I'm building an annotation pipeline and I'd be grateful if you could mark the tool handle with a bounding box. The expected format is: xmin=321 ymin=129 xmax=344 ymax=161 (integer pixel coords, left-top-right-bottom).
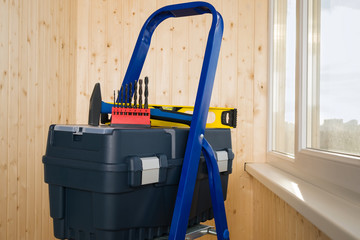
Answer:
xmin=150 ymin=108 xmax=192 ymax=126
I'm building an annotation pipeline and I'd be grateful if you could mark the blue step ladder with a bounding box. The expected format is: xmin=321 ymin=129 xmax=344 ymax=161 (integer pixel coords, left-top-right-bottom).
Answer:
xmin=119 ymin=2 xmax=229 ymax=239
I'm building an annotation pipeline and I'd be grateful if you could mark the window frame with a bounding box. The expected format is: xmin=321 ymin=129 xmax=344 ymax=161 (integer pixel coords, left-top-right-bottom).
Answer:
xmin=268 ymin=0 xmax=297 ymax=157
xmin=267 ymin=0 xmax=360 ymax=203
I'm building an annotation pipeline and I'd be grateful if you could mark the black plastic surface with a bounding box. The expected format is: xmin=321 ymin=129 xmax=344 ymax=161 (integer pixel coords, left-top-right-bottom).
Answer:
xmin=43 ymin=125 xmax=233 ymax=240
xmin=88 ymin=83 xmax=102 ymax=126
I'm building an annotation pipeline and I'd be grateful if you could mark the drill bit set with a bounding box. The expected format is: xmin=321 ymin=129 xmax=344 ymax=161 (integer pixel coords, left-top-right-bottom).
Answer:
xmin=111 ymin=76 xmax=150 ymax=127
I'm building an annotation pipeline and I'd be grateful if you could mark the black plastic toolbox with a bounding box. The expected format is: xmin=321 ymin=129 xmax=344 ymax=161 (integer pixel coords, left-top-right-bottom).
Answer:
xmin=43 ymin=125 xmax=233 ymax=240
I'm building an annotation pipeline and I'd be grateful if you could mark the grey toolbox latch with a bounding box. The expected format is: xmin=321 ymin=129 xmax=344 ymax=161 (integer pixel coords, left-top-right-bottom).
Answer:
xmin=128 ymin=154 xmax=168 ymax=187
xmin=140 ymin=157 xmax=160 ymax=185
xmin=215 ymin=149 xmax=234 ymax=173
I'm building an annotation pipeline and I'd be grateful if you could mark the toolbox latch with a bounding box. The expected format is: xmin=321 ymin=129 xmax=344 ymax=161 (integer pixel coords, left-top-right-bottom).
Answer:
xmin=140 ymin=156 xmax=160 ymax=185
xmin=215 ymin=149 xmax=234 ymax=173
xmin=128 ymin=154 xmax=168 ymax=187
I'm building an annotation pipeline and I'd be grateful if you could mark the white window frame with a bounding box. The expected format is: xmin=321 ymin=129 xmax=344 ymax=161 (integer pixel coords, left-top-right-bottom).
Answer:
xmin=267 ymin=0 xmax=360 ymax=204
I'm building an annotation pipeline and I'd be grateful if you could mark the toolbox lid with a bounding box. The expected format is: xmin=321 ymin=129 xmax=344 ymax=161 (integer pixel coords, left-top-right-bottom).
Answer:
xmin=54 ymin=125 xmax=115 ymax=134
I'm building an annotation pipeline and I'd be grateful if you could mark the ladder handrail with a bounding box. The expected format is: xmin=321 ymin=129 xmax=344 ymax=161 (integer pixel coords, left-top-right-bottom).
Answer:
xmin=121 ymin=2 xmax=228 ymax=239
xmin=121 ymin=1 xmax=222 ymax=89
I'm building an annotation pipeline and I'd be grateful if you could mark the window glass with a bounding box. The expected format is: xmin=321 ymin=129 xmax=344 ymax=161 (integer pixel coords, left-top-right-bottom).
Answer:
xmin=307 ymin=0 xmax=360 ymax=156
xmin=272 ymin=0 xmax=296 ymax=155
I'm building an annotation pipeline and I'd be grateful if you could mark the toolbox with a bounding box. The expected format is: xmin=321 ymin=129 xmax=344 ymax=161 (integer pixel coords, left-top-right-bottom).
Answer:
xmin=44 ymin=2 xmax=234 ymax=240
xmin=43 ymin=125 xmax=233 ymax=240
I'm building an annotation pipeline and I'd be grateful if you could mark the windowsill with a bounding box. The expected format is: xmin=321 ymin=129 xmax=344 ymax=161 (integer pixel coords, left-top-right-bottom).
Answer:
xmin=245 ymin=162 xmax=360 ymax=240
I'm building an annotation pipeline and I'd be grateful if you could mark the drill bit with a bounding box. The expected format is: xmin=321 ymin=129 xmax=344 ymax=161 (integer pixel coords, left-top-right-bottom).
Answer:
xmin=125 ymin=84 xmax=128 ymax=110
xmin=120 ymin=86 xmax=124 ymax=108
xmin=129 ymin=82 xmax=133 ymax=115
xmin=118 ymin=90 xmax=121 ymax=115
xmin=113 ymin=90 xmax=116 ymax=108
xmin=134 ymin=80 xmax=138 ymax=109
xmin=129 ymin=82 xmax=133 ymax=108
xmin=139 ymin=79 xmax=143 ymax=110
xmin=144 ymin=76 xmax=149 ymax=110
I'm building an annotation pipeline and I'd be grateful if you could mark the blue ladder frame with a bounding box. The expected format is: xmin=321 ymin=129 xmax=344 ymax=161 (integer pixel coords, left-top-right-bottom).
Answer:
xmin=119 ymin=2 xmax=229 ymax=239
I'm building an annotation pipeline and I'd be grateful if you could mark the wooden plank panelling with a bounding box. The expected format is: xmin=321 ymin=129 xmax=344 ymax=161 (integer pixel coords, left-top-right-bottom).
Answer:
xmin=75 ymin=0 xmax=90 ymax=123
xmin=18 ymin=1 xmax=29 ymax=239
xmin=38 ymin=0 xmax=48 ymax=238
xmin=171 ymin=0 xmax=188 ymax=106
xmin=105 ymin=0 xmax=122 ymax=101
xmin=187 ymin=8 xmax=208 ymax=106
xmin=154 ymin=0 xmax=173 ymax=104
xmin=0 ymin=0 xmax=9 ymax=239
xmin=26 ymin=0 xmax=37 ymax=238
xmin=7 ymin=0 xmax=20 ymax=239
xmin=0 ymin=1 xmax=336 ymax=239
xmin=0 ymin=0 xmax=77 ymax=239
xmin=254 ymin=0 xmax=268 ymax=162
xmin=253 ymin=177 xmax=331 ymax=240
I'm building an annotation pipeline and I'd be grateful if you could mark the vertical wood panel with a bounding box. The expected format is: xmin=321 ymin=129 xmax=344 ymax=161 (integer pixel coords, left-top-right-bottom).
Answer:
xmin=39 ymin=0 xmax=48 ymax=238
xmin=69 ymin=0 xmax=77 ymax=126
xmin=233 ymin=0 xmax=256 ymax=239
xmin=254 ymin=0 xmax=268 ymax=162
xmin=26 ymin=0 xmax=37 ymax=238
xmin=17 ymin=0 xmax=28 ymax=239
xmin=0 ymin=0 xmax=74 ymax=239
xmin=62 ymin=0 xmax=71 ymax=125
xmin=171 ymin=2 xmax=188 ymax=106
xmin=0 ymin=0 xmax=9 ymax=239
xmin=253 ymin=177 xmax=331 ymax=240
xmin=89 ymin=0 xmax=107 ymax=99
xmin=188 ymin=10 xmax=207 ymax=106
xmin=105 ymin=0 xmax=122 ymax=101
xmin=122 ymin=0 xmax=140 ymax=77
xmin=154 ymin=0 xmax=172 ymax=104
xmin=7 ymin=0 xmax=20 ymax=239
xmin=75 ymin=0 xmax=90 ymax=123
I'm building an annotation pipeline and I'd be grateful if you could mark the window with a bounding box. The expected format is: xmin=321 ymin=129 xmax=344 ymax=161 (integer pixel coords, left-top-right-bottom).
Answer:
xmin=269 ymin=0 xmax=360 ymax=200
xmin=271 ymin=0 xmax=296 ymax=156
xmin=307 ymin=0 xmax=360 ymax=156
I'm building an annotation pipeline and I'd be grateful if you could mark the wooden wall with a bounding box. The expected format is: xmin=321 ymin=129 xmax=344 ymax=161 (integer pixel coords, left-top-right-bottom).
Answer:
xmin=0 ymin=0 xmax=77 ymax=239
xmin=252 ymin=178 xmax=331 ymax=240
xmin=0 ymin=0 xmax=330 ymax=239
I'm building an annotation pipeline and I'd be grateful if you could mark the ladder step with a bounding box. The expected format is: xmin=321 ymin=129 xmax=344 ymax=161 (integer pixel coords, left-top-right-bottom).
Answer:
xmin=155 ymin=224 xmax=216 ymax=240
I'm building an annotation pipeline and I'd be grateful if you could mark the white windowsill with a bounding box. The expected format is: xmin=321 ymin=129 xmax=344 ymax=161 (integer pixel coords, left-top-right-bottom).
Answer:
xmin=245 ymin=162 xmax=360 ymax=240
